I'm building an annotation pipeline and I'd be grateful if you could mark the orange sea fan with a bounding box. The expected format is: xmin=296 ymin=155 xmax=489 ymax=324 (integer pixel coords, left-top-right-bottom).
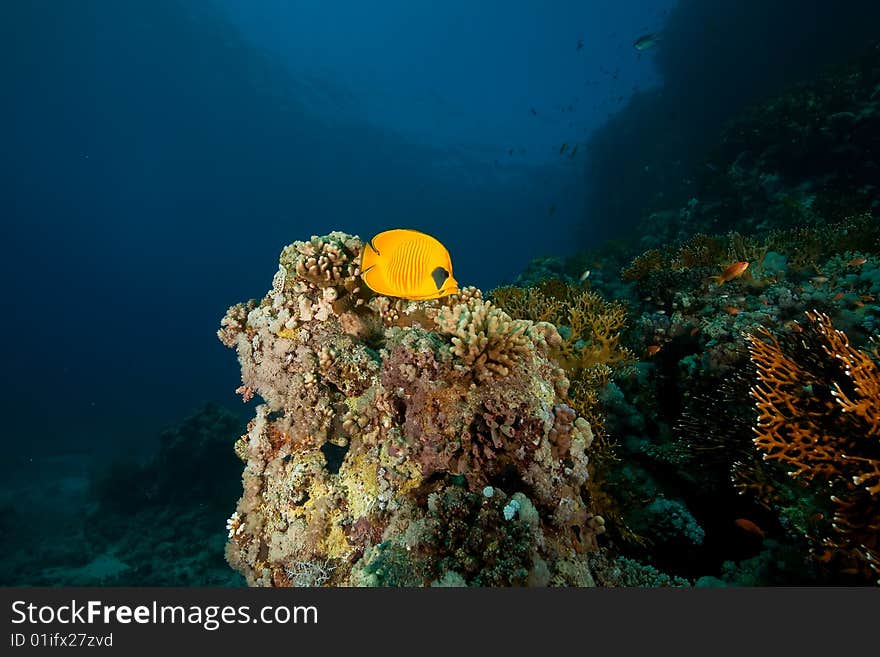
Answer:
xmin=745 ymin=311 xmax=880 ymax=582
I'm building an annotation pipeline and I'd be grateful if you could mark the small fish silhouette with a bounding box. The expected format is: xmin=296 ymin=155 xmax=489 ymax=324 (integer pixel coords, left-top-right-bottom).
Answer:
xmin=633 ymin=33 xmax=659 ymax=51
xmin=735 ymin=518 xmax=765 ymax=539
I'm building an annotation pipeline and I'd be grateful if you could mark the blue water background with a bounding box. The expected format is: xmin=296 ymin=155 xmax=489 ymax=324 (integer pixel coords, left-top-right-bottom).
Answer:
xmin=2 ymin=0 xmax=878 ymax=470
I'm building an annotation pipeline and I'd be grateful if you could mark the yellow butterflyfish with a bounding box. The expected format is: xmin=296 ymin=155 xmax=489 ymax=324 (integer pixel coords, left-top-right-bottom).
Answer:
xmin=360 ymin=229 xmax=459 ymax=300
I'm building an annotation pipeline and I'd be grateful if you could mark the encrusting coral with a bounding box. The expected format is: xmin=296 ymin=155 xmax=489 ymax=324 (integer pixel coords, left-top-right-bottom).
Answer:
xmin=218 ymin=232 xmax=604 ymax=586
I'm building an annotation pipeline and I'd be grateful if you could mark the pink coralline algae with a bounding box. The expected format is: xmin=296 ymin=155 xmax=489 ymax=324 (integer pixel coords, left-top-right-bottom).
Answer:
xmin=218 ymin=231 xmax=604 ymax=586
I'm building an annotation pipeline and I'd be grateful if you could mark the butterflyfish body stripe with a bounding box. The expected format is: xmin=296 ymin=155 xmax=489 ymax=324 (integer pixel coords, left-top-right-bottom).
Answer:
xmin=403 ymin=241 xmax=416 ymax=288
xmin=413 ymin=240 xmax=428 ymax=290
xmin=400 ymin=239 xmax=424 ymax=294
xmin=390 ymin=241 xmax=410 ymax=291
xmin=359 ymin=228 xmax=458 ymax=300
xmin=397 ymin=242 xmax=410 ymax=292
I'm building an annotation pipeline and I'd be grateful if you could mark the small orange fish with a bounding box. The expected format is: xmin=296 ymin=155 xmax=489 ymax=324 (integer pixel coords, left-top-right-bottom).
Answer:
xmin=811 ymin=276 xmax=829 ymax=285
xmin=708 ymin=261 xmax=749 ymax=287
xmin=689 ymin=326 xmax=700 ymax=336
xmin=735 ymin=518 xmax=765 ymax=539
xmin=861 ymin=295 xmax=876 ymax=302
xmin=815 ymin=551 xmax=834 ymax=563
xmin=646 ymin=345 xmax=662 ymax=357
xmin=724 ymin=306 xmax=741 ymax=315
xmin=833 ymin=292 xmax=846 ymax=301
xmin=846 ymin=257 xmax=867 ymax=267
xmin=853 ymin=300 xmax=865 ymax=308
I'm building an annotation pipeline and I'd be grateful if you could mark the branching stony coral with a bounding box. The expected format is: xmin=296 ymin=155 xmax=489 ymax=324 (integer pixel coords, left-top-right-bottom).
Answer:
xmin=490 ymin=281 xmax=632 ymax=377
xmin=488 ymin=285 xmax=564 ymax=323
xmin=218 ymin=232 xmax=604 ymax=587
xmin=562 ymin=288 xmax=631 ymax=375
xmin=490 ymin=280 xmax=632 ymax=455
xmin=433 ymin=299 xmax=534 ymax=382
xmin=746 ymin=310 xmax=880 ymax=583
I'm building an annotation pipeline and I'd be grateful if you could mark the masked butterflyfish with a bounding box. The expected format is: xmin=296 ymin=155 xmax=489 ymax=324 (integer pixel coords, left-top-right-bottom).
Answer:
xmin=360 ymin=229 xmax=459 ymax=300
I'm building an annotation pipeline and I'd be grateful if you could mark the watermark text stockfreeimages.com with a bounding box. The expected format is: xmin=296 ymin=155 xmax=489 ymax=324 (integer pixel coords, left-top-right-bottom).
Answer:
xmin=10 ymin=599 xmax=317 ymax=632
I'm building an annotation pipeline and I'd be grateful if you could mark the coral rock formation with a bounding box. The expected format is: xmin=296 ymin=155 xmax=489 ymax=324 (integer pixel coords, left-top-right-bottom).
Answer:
xmin=218 ymin=232 xmax=603 ymax=586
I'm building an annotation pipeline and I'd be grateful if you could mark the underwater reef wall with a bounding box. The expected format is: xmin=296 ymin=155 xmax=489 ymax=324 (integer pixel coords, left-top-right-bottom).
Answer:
xmin=583 ymin=0 xmax=880 ymax=244
xmin=633 ymin=40 xmax=880 ymax=250
xmin=218 ymin=232 xmax=605 ymax=586
xmin=583 ymin=46 xmax=880 ymax=581
xmin=611 ymin=220 xmax=880 ymax=584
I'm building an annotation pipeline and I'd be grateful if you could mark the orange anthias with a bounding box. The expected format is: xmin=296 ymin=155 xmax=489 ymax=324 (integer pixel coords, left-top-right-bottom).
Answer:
xmin=734 ymin=518 xmax=765 ymax=539
xmin=708 ymin=261 xmax=749 ymax=287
